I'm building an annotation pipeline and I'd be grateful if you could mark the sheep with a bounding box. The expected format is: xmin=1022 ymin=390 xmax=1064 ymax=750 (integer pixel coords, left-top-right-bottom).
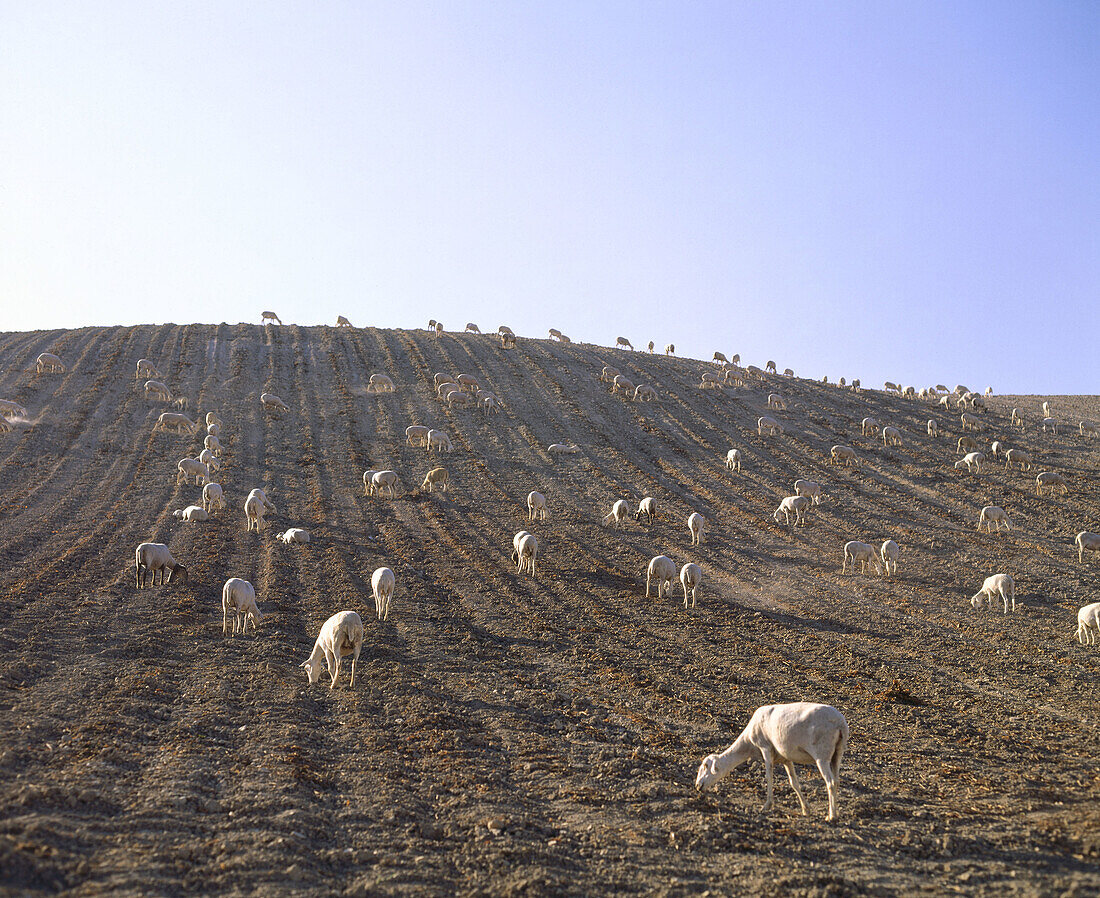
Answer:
xmin=694 ymin=702 xmax=848 ymax=821
xmin=547 ymin=442 xmax=579 ymax=455
xmin=434 ymin=321 xmax=444 ymax=334
xmin=361 ymin=469 xmax=377 ymax=496
xmin=277 ymin=528 xmax=311 ymax=544
xmin=1011 ymin=408 xmax=1024 ymax=429
xmin=1074 ymin=531 xmax=1100 ymax=563
xmin=1076 ymin=602 xmax=1100 ymax=645
xmin=261 ymin=392 xmax=290 ymax=414
xmin=202 ymin=482 xmax=226 ymax=513
xmin=500 ymin=332 xmax=516 ymax=348
xmin=498 ymin=325 xmax=515 ymax=337
xmin=207 ymin=421 xmax=221 ymax=436
xmin=559 ymin=334 xmax=572 ymax=343
xmin=1042 ymin=400 xmax=1052 ymax=417
xmin=367 ymin=373 xmax=395 ymax=393
xmin=420 ymin=466 xmax=448 ymax=493
xmin=144 ymin=380 xmax=172 ymax=402
xmin=688 ymin=512 xmax=706 ymax=545
xmin=445 ymin=389 xmax=473 ymax=409
xmin=600 ymin=366 xmax=621 ymax=383
xmin=954 ymin=384 xmax=969 ymax=395
xmin=882 ymin=425 xmax=902 ymax=447
xmin=173 ymin=397 xmax=189 ymax=411
xmin=634 ymin=384 xmax=658 ymax=402
xmin=860 ymin=417 xmax=878 ymax=436
xmin=773 ymin=495 xmax=810 ymax=527
xmin=1042 ymin=417 xmax=1058 ymax=434
xmin=244 ymin=488 xmax=276 ymax=532
xmin=970 ymin=394 xmax=985 ymax=413
xmin=680 ymin=563 xmax=703 ymax=609
xmin=616 ymin=337 xmax=633 ymax=350
xmin=437 ymin=381 xmax=459 ymax=400
xmin=457 ymin=373 xmax=480 ymax=392
xmin=480 ymin=394 xmax=500 ymax=416
xmin=206 ymin=412 xmax=221 ymax=428
xmin=369 ymin=470 xmax=401 ymax=499
xmin=0 ymin=418 xmax=11 ymax=434
xmin=843 ymin=541 xmax=882 ymax=575
xmin=880 ymin=539 xmax=899 ymax=576
xmin=971 ymin=573 xmax=1016 ymax=613
xmin=903 ymin=386 xmax=916 ymax=399
xmin=935 ymin=384 xmax=948 ymax=393
xmin=850 ymin=379 xmax=861 ymax=392
xmin=35 ymin=352 xmax=65 ymax=374
xmin=830 ymin=445 xmax=859 ymax=467
xmin=511 ymin=532 xmax=538 ymax=576
xmin=603 ymin=499 xmax=630 ymax=529
xmin=406 ymin=424 xmax=430 ymax=447
xmin=957 ymin=435 xmax=980 ymax=454
xmin=466 ymin=323 xmax=481 ymax=333
xmin=261 ymin=311 xmax=282 ymax=325
xmin=713 ymin=351 xmax=728 ymax=365
xmin=172 ymin=505 xmax=209 ymax=523
xmin=977 ymin=505 xmax=1011 ymax=533
xmin=0 ymin=399 xmax=28 ymax=419
xmin=198 ymin=448 xmax=220 ymax=471
xmin=767 ymin=393 xmax=787 ymax=411
xmin=204 ymin=434 xmax=223 ymax=456
xmin=646 ymin=555 xmax=676 ymax=598
xmin=766 ymin=360 xmax=777 ymax=374
xmin=177 ymin=458 xmax=210 ymax=486
xmin=730 ymin=354 xmax=741 ymax=366
xmin=700 ymin=371 xmax=721 ymax=389
xmin=635 ymin=497 xmax=656 ymax=522
xmin=938 ymin=395 xmax=951 ymax=408
xmin=549 ymin=327 xmax=563 ymax=340
xmin=371 ymin=567 xmax=396 ymax=621
xmin=611 ymin=374 xmax=636 ymax=396
xmin=794 ymin=479 xmax=822 ymax=505
xmin=1080 ymin=421 xmax=1098 ymax=438
xmin=926 ymin=419 xmax=938 ymax=437
xmin=427 ymin=429 xmax=454 ymax=453
xmin=135 ymin=542 xmax=188 ymax=587
xmin=722 ymin=367 xmax=744 ymax=386
xmin=665 ymin=344 xmax=675 ymax=355
xmin=955 ymin=451 xmax=984 ymax=473
xmin=725 ymin=449 xmax=742 ymax=472
xmin=222 ymin=578 xmax=263 ymax=636
xmin=1003 ymin=448 xmax=1032 ymax=471
xmin=336 ymin=315 xmax=352 ymax=327
xmin=647 ymin=340 xmax=654 ymax=352
xmin=990 ymin=440 xmax=1003 ymax=458
xmin=301 ymin=611 xmax=363 ymax=689
xmin=527 ymin=490 xmax=548 ymax=520
xmin=1035 ymin=471 xmax=1067 ymax=496
xmin=961 ymin=412 xmax=981 ymax=432
xmin=758 ymin=416 xmax=783 ymax=437
xmin=433 ymin=372 xmax=454 ymax=389
xmin=884 ymin=381 xmax=899 ymax=394
xmin=135 ymin=358 xmax=160 ymax=379
xmin=428 ymin=319 xmax=438 ymax=329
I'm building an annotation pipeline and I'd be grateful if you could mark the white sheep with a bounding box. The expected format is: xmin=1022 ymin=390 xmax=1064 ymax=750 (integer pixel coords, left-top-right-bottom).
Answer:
xmin=700 ymin=371 xmax=721 ymax=389
xmin=511 ymin=531 xmax=538 ymax=576
xmin=135 ymin=358 xmax=160 ymax=378
xmin=961 ymin=412 xmax=981 ymax=432
xmin=990 ymin=441 xmax=1003 ymax=458
xmin=634 ymin=384 xmax=658 ymax=402
xmin=372 ymin=566 xmax=396 ymax=621
xmin=527 ymin=490 xmax=548 ymax=520
xmin=172 ymin=504 xmax=209 ymax=523
xmin=722 ymin=367 xmax=744 ymax=386
xmin=337 ymin=315 xmax=353 ymax=327
xmin=767 ymin=393 xmax=787 ymax=411
xmin=481 ymin=393 xmax=500 ymax=416
xmin=135 ymin=542 xmax=188 ymax=587
xmin=0 ymin=399 xmax=28 ymax=419
xmin=861 ymin=417 xmax=879 ymax=436
xmin=1003 ymin=448 xmax=1032 ymax=471
xmin=427 ymin=429 xmax=454 ymax=453
xmin=172 ymin=397 xmax=189 ymax=411
xmin=611 ymin=374 xmax=636 ymax=396
xmin=977 ymin=505 xmax=1011 ymax=533
xmin=1074 ymin=531 xmax=1100 ymax=564
xmin=202 ymin=482 xmax=226 ymax=513
xmin=548 ymin=327 xmax=563 ymax=340
xmin=1080 ymin=421 xmax=1098 ymax=438
xmin=783 ymin=368 xmax=794 ymax=377
xmin=616 ymin=336 xmax=633 ymax=350
xmin=603 ymin=499 xmax=630 ymax=529
xmin=646 ymin=555 xmax=676 ymax=598
xmin=766 ymin=360 xmax=777 ymax=374
xmin=457 ymin=373 xmax=481 ymax=393
xmin=713 ymin=351 xmax=728 ymax=365
xmin=1042 ymin=400 xmax=1052 ymax=417
xmin=665 ymin=344 xmax=675 ymax=355
xmin=830 ymin=445 xmax=859 ymax=467
xmin=773 ymin=495 xmax=810 ymax=527
xmin=261 ymin=310 xmax=283 ymax=325
xmin=647 ymin=340 xmax=654 ymax=352
xmin=368 ymin=373 xmax=395 ymax=393
xmin=277 ymin=528 xmax=311 ymax=544
xmin=466 ymin=322 xmax=480 ymax=333
xmin=843 ymin=541 xmax=882 ymax=575
xmin=198 ymin=448 xmax=220 ymax=471
xmin=725 ymin=449 xmax=742 ymax=472
xmin=757 ymin=416 xmax=783 ymax=437
xmin=957 ymin=435 xmax=980 ymax=454
xmin=680 ymin=562 xmax=703 ymax=609
xmin=245 ymin=488 xmax=277 ymax=532
xmin=370 ymin=470 xmax=401 ymax=499
xmin=261 ymin=392 xmax=290 ymax=414
xmin=635 ymin=497 xmax=656 ymax=522
xmin=1076 ymin=602 xmax=1100 ymax=645
xmin=1011 ymin=408 xmax=1024 ymax=429
xmin=955 ymin=451 xmax=984 ymax=473
xmin=794 ymin=479 xmax=822 ymax=505
xmin=882 ymin=426 xmax=902 ymax=447
xmin=144 ymin=379 xmax=172 ymax=402
xmin=177 ymin=458 xmax=209 ymax=486
xmin=971 ymin=573 xmax=1015 ymax=613
xmin=204 ymin=434 xmax=223 ymax=456
xmin=880 ymin=539 xmax=899 ymax=576
xmin=498 ymin=325 xmax=515 ymax=337
xmin=301 ymin=611 xmax=363 ymax=689
xmin=688 ymin=512 xmax=706 ymax=545
xmin=222 ymin=578 xmax=263 ymax=635
xmin=695 ymin=702 xmax=848 ymax=821
xmin=406 ymin=424 xmax=430 ymax=447
xmin=600 ymin=365 xmax=621 ymax=383
xmin=1035 ymin=471 xmax=1067 ymax=496
xmin=422 ymin=467 xmax=448 ymax=493
xmin=155 ymin=412 xmax=196 ymax=435
xmin=206 ymin=412 xmax=222 ymax=428
xmin=36 ymin=352 xmax=65 ymax=374
xmin=926 ymin=419 xmax=938 ymax=437
xmin=547 ymin=442 xmax=579 ymax=455
xmin=1042 ymin=417 xmax=1058 ymax=434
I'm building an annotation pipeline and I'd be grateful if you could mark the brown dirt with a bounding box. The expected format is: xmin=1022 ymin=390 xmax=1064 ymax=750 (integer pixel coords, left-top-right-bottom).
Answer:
xmin=0 ymin=324 xmax=1098 ymax=897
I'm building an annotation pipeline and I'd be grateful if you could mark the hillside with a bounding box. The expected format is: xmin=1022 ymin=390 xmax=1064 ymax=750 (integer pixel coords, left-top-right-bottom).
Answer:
xmin=0 ymin=323 xmax=1098 ymax=897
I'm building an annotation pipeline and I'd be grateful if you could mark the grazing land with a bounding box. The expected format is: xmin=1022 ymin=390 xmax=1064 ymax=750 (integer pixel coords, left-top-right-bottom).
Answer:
xmin=1 ymin=324 xmax=1098 ymax=896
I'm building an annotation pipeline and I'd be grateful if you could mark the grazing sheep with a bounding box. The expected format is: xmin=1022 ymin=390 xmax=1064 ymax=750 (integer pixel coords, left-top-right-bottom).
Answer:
xmin=206 ymin=422 xmax=220 ymax=436
xmin=722 ymin=367 xmax=744 ymax=386
xmin=766 ymin=360 xmax=777 ymax=374
xmin=611 ymin=374 xmax=636 ymax=396
xmin=773 ymin=495 xmax=810 ymax=527
xmin=427 ymin=429 xmax=454 ymax=453
xmin=961 ymin=413 xmax=981 ymax=432
xmin=843 ymin=541 xmax=882 ymax=575
xmin=372 ymin=567 xmax=396 ymax=621
xmin=634 ymin=384 xmax=658 ymax=402
xmin=172 ymin=505 xmax=209 ymax=523
xmin=1003 ymin=448 xmax=1033 ymax=471
xmin=36 ymin=352 xmax=65 ymax=374
xmin=177 ymin=458 xmax=210 ymax=486
xmin=1076 ymin=602 xmax=1100 ymax=646
xmin=927 ymin=419 xmax=938 ymax=437
xmin=955 ymin=451 xmax=984 ymax=473
xmin=700 ymin=371 xmax=721 ymax=389
xmin=1011 ymin=408 xmax=1024 ymax=429
xmin=646 ymin=555 xmax=677 ymax=598
xmin=277 ymin=528 xmax=311 ymax=544
xmin=369 ymin=470 xmax=401 ymax=499
xmin=680 ymin=563 xmax=703 ymax=609
xmin=850 ymin=379 xmax=861 ymax=392
xmin=457 ymin=373 xmax=480 ymax=393
xmin=261 ymin=311 xmax=282 ymax=325
xmin=860 ymin=417 xmax=878 ymax=437
xmin=884 ymin=381 xmax=899 ymax=394
xmin=688 ymin=512 xmax=706 ymax=545
xmin=173 ymin=397 xmax=189 ymax=411
xmin=977 ymin=505 xmax=1011 ymax=533
xmin=244 ymin=488 xmax=277 ymax=532
xmin=957 ymin=435 xmax=980 ymax=454
xmin=222 ymin=578 xmax=262 ymax=636
xmin=368 ymin=373 xmax=395 ymax=393
xmin=481 ymin=393 xmax=500 ymax=416
xmin=616 ymin=337 xmax=633 ymax=350
xmin=647 ymin=341 xmax=654 ymax=352
xmin=990 ymin=441 xmax=1004 ymax=458
xmin=783 ymin=368 xmax=794 ymax=377
xmin=665 ymin=344 xmax=675 ymax=355
xmin=1074 ymin=531 xmax=1100 ymax=564
xmin=445 ymin=389 xmax=472 ymax=409
xmin=1035 ymin=471 xmax=1067 ymax=496
xmin=422 ymin=467 xmax=448 ymax=493
xmin=767 ymin=393 xmax=787 ymax=411
xmin=635 ymin=497 xmax=656 ymax=523
xmin=547 ymin=442 xmax=579 ymax=455
xmin=511 ymin=532 xmax=538 ymax=576
xmin=436 ymin=381 xmax=459 ymax=400
xmin=406 ymin=424 xmax=430 ymax=447
xmin=695 ymin=702 xmax=848 ymax=821
xmin=500 ymin=332 xmax=517 ymax=349
xmin=549 ymin=327 xmax=563 ymax=340
xmin=730 ymin=354 xmax=741 ymax=367
xmin=198 ymin=448 xmax=220 ymax=471
xmin=433 ymin=372 xmax=453 ymax=389
xmin=135 ymin=358 xmax=160 ymax=378
xmin=600 ymin=366 xmax=621 ymax=383
xmin=302 ymin=611 xmax=363 ymax=689
xmin=794 ymin=479 xmax=822 ymax=505
xmin=434 ymin=321 xmax=444 ymax=334
xmin=466 ymin=322 xmax=481 ymax=333
xmin=880 ymin=539 xmax=899 ymax=576
xmin=144 ymin=380 xmax=172 ymax=402
xmin=206 ymin=412 xmax=221 ymax=428
xmin=1080 ymin=421 xmax=1098 ymax=438
xmin=336 ymin=315 xmax=352 ymax=327
xmin=204 ymin=434 xmax=223 ymax=456
xmin=971 ymin=573 xmax=1015 ymax=613
xmin=498 ymin=325 xmax=515 ymax=337
xmin=1042 ymin=417 xmax=1058 ymax=434
xmin=882 ymin=426 xmax=902 ymax=447
xmin=0 ymin=399 xmax=28 ymax=419
xmin=939 ymin=395 xmax=951 ymax=408
xmin=725 ymin=449 xmax=742 ymax=472
xmin=830 ymin=445 xmax=859 ymax=467
xmin=604 ymin=499 xmax=630 ymax=529
xmin=713 ymin=351 xmax=728 ymax=365
xmin=1042 ymin=400 xmax=1052 ymax=417
xmin=758 ymin=416 xmax=783 ymax=437
xmin=202 ymin=482 xmax=226 ymax=513
xmin=135 ymin=543 xmax=187 ymax=587
xmin=261 ymin=392 xmax=290 ymax=414
xmin=361 ymin=469 xmax=377 ymax=496
xmin=527 ymin=490 xmax=548 ymax=520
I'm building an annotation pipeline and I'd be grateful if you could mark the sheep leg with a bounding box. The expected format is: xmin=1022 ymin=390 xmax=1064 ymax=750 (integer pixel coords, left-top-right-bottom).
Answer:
xmin=350 ymin=646 xmax=360 ymax=687
xmin=783 ymin=763 xmax=810 ymax=816
xmin=646 ymin=575 xmax=652 ymax=598
xmin=761 ymin=749 xmax=775 ymax=813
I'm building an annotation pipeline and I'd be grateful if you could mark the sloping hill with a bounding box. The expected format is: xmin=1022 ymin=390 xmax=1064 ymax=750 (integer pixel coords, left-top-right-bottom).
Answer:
xmin=0 ymin=324 xmax=1098 ymax=896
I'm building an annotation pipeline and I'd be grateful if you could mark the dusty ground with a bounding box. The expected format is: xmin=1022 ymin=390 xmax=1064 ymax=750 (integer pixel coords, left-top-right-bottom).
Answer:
xmin=0 ymin=324 xmax=1097 ymax=897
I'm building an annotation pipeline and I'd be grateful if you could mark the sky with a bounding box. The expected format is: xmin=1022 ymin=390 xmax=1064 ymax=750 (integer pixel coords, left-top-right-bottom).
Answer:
xmin=1 ymin=1 xmax=1097 ymax=393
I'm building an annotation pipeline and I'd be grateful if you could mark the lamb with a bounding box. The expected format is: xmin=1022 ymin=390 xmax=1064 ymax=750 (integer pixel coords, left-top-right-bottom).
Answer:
xmin=665 ymin=344 xmax=675 ymax=355
xmin=177 ymin=458 xmax=210 ymax=485
xmin=36 ymin=352 xmax=65 ymax=374
xmin=261 ymin=311 xmax=283 ymax=325
xmin=202 ymin=482 xmax=226 ymax=513
xmin=547 ymin=442 xmax=579 ymax=455
xmin=766 ymin=360 xmax=777 ymax=374
xmin=977 ymin=505 xmax=1011 ymax=533
xmin=1080 ymin=421 xmax=1098 ymax=438
xmin=172 ymin=505 xmax=209 ymax=523
xmin=880 ymin=539 xmax=899 ymax=576
xmin=971 ymin=573 xmax=1015 ymax=613
xmin=957 ymin=435 xmax=979 ymax=454
xmin=757 ymin=416 xmax=783 ymax=437
xmin=244 ymin=488 xmax=277 ymax=532
xmin=1003 ymin=448 xmax=1032 ymax=471
xmin=198 ymin=448 xmax=220 ymax=471
xmin=367 ymin=373 xmax=395 ymax=393
xmin=725 ymin=449 xmax=742 ymax=472
xmin=1077 ymin=602 xmax=1100 ymax=645
xmin=222 ymin=578 xmax=263 ymax=636
xmin=371 ymin=566 xmax=396 ymax=621
xmin=0 ymin=399 xmax=28 ymax=418
xmin=406 ymin=424 xmax=430 ymax=447
xmin=830 ymin=445 xmax=859 ymax=467
xmin=860 ymin=417 xmax=878 ymax=436
xmin=144 ymin=380 xmax=172 ymax=401
xmin=1035 ymin=471 xmax=1067 ymax=496
xmin=135 ymin=358 xmax=160 ymax=378
xmin=955 ymin=451 xmax=984 ymax=473
xmin=688 ymin=512 xmax=706 ymax=545
xmin=926 ymin=419 xmax=938 ymax=437
xmin=466 ymin=323 xmax=481 ymax=333
xmin=135 ymin=542 xmax=188 ymax=587
xmin=1074 ymin=531 xmax=1100 ymax=563
xmin=694 ymin=702 xmax=848 ymax=821
xmin=336 ymin=315 xmax=352 ymax=327
xmin=204 ymin=434 xmax=223 ymax=456
xmin=773 ymin=495 xmax=810 ymax=527
xmin=422 ymin=467 xmax=449 ymax=493
xmin=369 ymin=470 xmax=401 ymax=499
xmin=277 ymin=528 xmax=311 ymax=544
xmin=767 ymin=393 xmax=787 ymax=410
xmin=635 ymin=497 xmax=656 ymax=523
xmin=882 ymin=426 xmax=902 ymax=447
xmin=426 ymin=429 xmax=454 ymax=453
xmin=260 ymin=392 xmax=290 ymax=414
xmin=527 ymin=490 xmax=548 ymax=520
xmin=961 ymin=412 xmax=981 ymax=432
xmin=794 ymin=479 xmax=822 ymax=505
xmin=843 ymin=541 xmax=882 ymax=575
xmin=511 ymin=532 xmax=538 ymax=576
xmin=680 ymin=563 xmax=703 ymax=609
xmin=603 ymin=499 xmax=630 ymax=529
xmin=646 ymin=555 xmax=676 ymax=598
xmin=616 ymin=337 xmax=633 ymax=350
xmin=1042 ymin=417 xmax=1058 ymax=434
xmin=600 ymin=366 xmax=621 ymax=382
xmin=634 ymin=384 xmax=658 ymax=402
xmin=301 ymin=611 xmax=363 ymax=689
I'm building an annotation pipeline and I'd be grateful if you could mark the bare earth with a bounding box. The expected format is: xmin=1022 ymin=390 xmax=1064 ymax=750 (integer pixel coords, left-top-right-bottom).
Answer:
xmin=0 ymin=324 xmax=1098 ymax=897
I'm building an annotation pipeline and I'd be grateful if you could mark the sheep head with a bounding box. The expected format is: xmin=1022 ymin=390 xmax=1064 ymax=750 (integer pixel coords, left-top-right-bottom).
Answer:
xmin=168 ymin=563 xmax=188 ymax=586
xmin=301 ymin=658 xmax=322 ymax=684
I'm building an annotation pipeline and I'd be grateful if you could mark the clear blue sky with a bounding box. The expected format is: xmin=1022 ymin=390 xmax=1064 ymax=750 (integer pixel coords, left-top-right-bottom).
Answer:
xmin=2 ymin=2 xmax=1097 ymax=393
